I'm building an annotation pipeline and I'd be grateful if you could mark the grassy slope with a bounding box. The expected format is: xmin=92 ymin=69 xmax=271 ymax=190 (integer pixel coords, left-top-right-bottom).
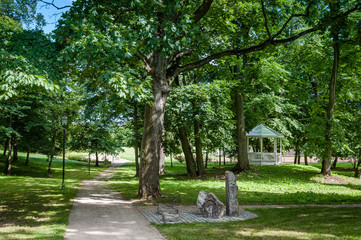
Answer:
xmin=0 ymin=152 xmax=107 ymax=240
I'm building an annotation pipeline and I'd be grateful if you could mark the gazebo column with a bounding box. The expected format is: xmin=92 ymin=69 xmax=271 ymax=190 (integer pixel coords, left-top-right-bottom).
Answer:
xmin=280 ymin=139 xmax=282 ymax=163
xmin=274 ymin=138 xmax=277 ymax=165
xmin=260 ymin=137 xmax=263 ymax=163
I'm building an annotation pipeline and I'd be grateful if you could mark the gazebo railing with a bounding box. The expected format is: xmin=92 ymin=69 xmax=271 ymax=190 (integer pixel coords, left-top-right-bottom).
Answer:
xmin=248 ymin=152 xmax=282 ymax=166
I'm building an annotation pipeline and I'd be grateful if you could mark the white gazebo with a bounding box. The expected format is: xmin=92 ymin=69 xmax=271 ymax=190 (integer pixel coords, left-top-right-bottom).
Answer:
xmin=246 ymin=124 xmax=284 ymax=166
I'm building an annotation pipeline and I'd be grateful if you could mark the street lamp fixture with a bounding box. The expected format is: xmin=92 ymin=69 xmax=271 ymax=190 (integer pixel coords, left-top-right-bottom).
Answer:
xmin=88 ymin=141 xmax=91 ymax=175
xmin=61 ymin=115 xmax=68 ymax=189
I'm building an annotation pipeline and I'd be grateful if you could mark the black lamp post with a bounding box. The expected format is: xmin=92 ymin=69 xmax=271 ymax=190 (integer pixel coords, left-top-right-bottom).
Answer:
xmin=61 ymin=115 xmax=68 ymax=189
xmin=88 ymin=141 xmax=91 ymax=175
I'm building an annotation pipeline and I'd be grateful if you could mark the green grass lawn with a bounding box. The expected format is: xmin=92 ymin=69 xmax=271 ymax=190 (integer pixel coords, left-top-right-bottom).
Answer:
xmin=109 ymin=161 xmax=361 ymax=205
xmin=157 ymin=207 xmax=361 ymax=240
xmin=109 ymin=156 xmax=361 ymax=240
xmin=0 ymin=152 xmax=108 ymax=240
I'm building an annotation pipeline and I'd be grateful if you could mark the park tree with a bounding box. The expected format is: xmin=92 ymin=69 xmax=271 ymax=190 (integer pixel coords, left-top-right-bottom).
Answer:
xmin=55 ymin=0 xmax=361 ymax=199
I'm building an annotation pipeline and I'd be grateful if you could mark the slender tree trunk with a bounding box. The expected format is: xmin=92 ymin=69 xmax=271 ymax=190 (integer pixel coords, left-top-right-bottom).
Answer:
xmin=232 ymin=90 xmax=250 ymax=172
xmin=331 ymin=157 xmax=338 ymax=169
xmin=138 ymin=53 xmax=169 ymax=199
xmin=48 ymin=133 xmax=56 ymax=173
xmin=134 ymin=103 xmax=140 ymax=177
xmin=294 ymin=145 xmax=298 ymax=164
xmin=95 ymin=151 xmax=99 ymax=166
xmin=4 ymin=115 xmax=13 ymax=174
xmin=219 ymin=148 xmax=221 ymax=165
xmin=223 ymin=147 xmax=226 ymax=165
xmin=170 ymin=151 xmax=173 ymax=168
xmin=12 ymin=136 xmax=18 ymax=163
xmin=322 ymin=2 xmax=340 ymax=176
xmin=297 ymin=150 xmax=301 ymax=164
xmin=25 ymin=149 xmax=30 ymax=166
xmin=193 ymin=103 xmax=204 ymax=176
xmin=205 ymin=150 xmax=209 ymax=169
xmin=304 ymin=155 xmax=309 ymax=166
xmin=178 ymin=127 xmax=197 ymax=177
xmin=355 ymin=159 xmax=361 ymax=179
xmin=3 ymin=138 xmax=9 ymax=156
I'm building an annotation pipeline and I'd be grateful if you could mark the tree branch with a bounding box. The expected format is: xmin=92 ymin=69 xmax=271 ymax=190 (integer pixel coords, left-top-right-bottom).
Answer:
xmin=261 ymin=0 xmax=272 ymax=38
xmin=273 ymin=1 xmax=314 ymax=40
xmin=192 ymin=0 xmax=214 ymax=24
xmin=174 ymin=27 xmax=318 ymax=76
xmin=168 ymin=49 xmax=193 ymax=63
xmin=38 ymin=0 xmax=71 ymax=10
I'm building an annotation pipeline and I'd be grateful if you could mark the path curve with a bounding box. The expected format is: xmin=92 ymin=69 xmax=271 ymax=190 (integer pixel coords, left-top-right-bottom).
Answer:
xmin=64 ymin=162 xmax=165 ymax=240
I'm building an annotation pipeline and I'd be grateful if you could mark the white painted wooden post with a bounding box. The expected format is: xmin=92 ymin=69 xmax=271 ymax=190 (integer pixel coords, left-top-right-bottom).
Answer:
xmin=260 ymin=137 xmax=263 ymax=164
xmin=280 ymin=139 xmax=282 ymax=163
xmin=274 ymin=138 xmax=277 ymax=165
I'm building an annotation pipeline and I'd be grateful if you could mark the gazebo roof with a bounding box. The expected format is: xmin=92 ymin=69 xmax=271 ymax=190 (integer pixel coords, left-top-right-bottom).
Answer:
xmin=246 ymin=124 xmax=284 ymax=138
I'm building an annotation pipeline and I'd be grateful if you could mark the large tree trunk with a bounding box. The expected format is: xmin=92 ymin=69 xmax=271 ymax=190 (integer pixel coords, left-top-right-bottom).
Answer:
xmin=322 ymin=4 xmax=340 ymax=176
xmin=193 ymin=102 xmax=205 ymax=176
xmin=134 ymin=103 xmax=140 ymax=177
xmin=232 ymin=90 xmax=250 ymax=172
xmin=12 ymin=136 xmax=18 ymax=163
xmin=138 ymin=53 xmax=169 ymax=199
xmin=178 ymin=126 xmax=197 ymax=177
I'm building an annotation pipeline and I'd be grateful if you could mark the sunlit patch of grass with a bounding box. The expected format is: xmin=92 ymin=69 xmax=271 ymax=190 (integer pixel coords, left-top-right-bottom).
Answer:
xmin=0 ymin=152 xmax=108 ymax=240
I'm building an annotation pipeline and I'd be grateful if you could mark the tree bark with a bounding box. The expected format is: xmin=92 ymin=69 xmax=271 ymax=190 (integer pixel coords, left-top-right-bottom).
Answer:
xmin=95 ymin=151 xmax=99 ymax=166
xmin=331 ymin=157 xmax=338 ymax=169
xmin=219 ymin=148 xmax=221 ymax=165
xmin=223 ymin=147 xmax=226 ymax=165
xmin=4 ymin=115 xmax=12 ymax=175
xmin=178 ymin=126 xmax=197 ymax=177
xmin=48 ymin=132 xmax=56 ymax=173
xmin=3 ymin=138 xmax=9 ymax=156
xmin=304 ymin=155 xmax=309 ymax=166
xmin=232 ymin=90 xmax=250 ymax=172
xmin=159 ymin=140 xmax=166 ymax=175
xmin=12 ymin=136 xmax=18 ymax=163
xmin=134 ymin=103 xmax=140 ymax=177
xmin=297 ymin=150 xmax=301 ymax=164
xmin=193 ymin=102 xmax=205 ymax=175
xmin=322 ymin=3 xmax=340 ymax=176
xmin=25 ymin=149 xmax=30 ymax=166
xmin=205 ymin=150 xmax=209 ymax=169
xmin=138 ymin=53 xmax=169 ymax=199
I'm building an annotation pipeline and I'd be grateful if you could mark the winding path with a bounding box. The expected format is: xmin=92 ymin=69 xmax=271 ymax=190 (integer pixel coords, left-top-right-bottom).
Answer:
xmin=64 ymin=162 xmax=165 ymax=240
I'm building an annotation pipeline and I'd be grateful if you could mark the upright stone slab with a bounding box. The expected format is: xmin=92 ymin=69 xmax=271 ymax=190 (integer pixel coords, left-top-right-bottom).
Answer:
xmin=225 ymin=171 xmax=240 ymax=216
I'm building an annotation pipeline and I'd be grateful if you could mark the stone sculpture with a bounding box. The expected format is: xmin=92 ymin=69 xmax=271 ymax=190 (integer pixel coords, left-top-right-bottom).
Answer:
xmin=196 ymin=191 xmax=225 ymax=219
